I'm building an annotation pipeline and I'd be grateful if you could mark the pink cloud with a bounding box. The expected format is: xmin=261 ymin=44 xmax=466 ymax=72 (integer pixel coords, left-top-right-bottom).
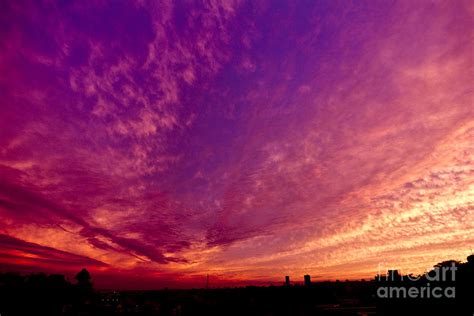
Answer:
xmin=0 ymin=0 xmax=472 ymax=288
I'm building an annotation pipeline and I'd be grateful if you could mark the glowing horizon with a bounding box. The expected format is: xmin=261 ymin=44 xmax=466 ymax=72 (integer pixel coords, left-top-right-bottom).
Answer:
xmin=0 ymin=1 xmax=473 ymax=289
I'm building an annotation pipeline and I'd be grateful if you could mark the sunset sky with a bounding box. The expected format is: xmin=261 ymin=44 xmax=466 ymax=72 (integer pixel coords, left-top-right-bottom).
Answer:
xmin=0 ymin=1 xmax=473 ymax=289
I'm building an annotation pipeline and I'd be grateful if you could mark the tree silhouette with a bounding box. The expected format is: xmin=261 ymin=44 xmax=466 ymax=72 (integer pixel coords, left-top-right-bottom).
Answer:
xmin=74 ymin=268 xmax=92 ymax=290
xmin=433 ymin=260 xmax=461 ymax=269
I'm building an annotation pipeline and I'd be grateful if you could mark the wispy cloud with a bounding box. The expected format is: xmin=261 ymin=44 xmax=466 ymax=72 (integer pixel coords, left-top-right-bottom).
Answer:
xmin=0 ymin=0 xmax=472 ymax=288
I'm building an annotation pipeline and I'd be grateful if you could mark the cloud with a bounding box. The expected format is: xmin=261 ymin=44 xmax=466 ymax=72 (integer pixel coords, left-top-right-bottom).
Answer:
xmin=0 ymin=0 xmax=472 ymax=288
xmin=0 ymin=234 xmax=107 ymax=270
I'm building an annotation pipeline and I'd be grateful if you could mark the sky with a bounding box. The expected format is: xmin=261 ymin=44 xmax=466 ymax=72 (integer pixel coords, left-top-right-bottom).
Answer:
xmin=0 ymin=0 xmax=473 ymax=289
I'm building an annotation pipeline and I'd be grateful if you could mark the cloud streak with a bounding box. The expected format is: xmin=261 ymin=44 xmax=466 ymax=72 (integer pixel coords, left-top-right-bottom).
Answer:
xmin=0 ymin=0 xmax=473 ymax=288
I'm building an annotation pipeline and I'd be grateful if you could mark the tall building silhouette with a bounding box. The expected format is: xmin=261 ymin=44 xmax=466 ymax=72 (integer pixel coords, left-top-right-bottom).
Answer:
xmin=285 ymin=275 xmax=290 ymax=286
xmin=387 ymin=270 xmax=400 ymax=281
xmin=304 ymin=274 xmax=311 ymax=286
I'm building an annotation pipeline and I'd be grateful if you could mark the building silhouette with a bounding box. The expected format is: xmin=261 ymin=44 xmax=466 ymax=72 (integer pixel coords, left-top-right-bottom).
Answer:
xmin=304 ymin=274 xmax=311 ymax=286
xmin=285 ymin=275 xmax=290 ymax=286
xmin=387 ymin=270 xmax=400 ymax=281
